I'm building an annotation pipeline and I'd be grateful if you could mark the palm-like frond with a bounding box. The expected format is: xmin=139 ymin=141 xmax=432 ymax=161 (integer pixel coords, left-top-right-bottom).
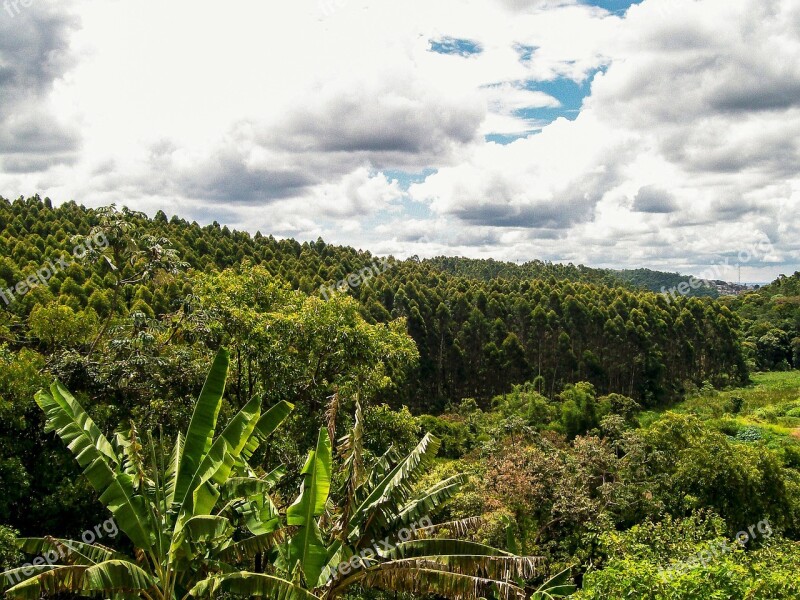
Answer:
xmin=1 ymin=565 xmax=57 ymax=593
xmin=351 ymin=565 xmax=527 ymax=600
xmin=188 ymin=572 xmax=321 ymax=600
xmin=3 ymin=560 xmax=157 ymax=600
xmin=389 ymin=474 xmax=467 ymax=530
xmin=285 ymin=428 xmax=333 ymax=587
xmin=331 ymin=399 xmax=364 ymax=546
xmin=412 ymin=516 xmax=484 ymax=539
xmin=173 ymin=515 xmax=235 ymax=563
xmin=174 ymin=393 xmax=263 ymax=526
xmin=173 ymin=348 xmax=229 ymax=507
xmin=347 ymin=434 xmax=441 ymax=544
xmin=380 ymin=539 xmax=541 ymax=580
xmin=217 ymin=530 xmax=286 ymax=563
xmin=35 ymin=383 xmax=154 ymax=551
xmin=16 ymin=537 xmax=128 ymax=566
xmin=377 ymin=556 xmax=541 ymax=582
xmin=530 ymin=566 xmax=576 ymax=599
xmin=239 ymin=400 xmax=294 ymax=463
xmin=164 ymin=431 xmax=184 ymax=506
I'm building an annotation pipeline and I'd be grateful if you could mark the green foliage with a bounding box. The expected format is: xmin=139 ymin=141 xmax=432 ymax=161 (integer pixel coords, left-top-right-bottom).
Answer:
xmin=2 ymin=350 xmax=539 ymax=600
xmin=27 ymin=303 xmax=98 ymax=350
xmin=635 ymin=413 xmax=800 ymax=536
xmin=615 ymin=268 xmax=719 ymax=298
xmin=363 ymin=404 xmax=420 ymax=457
xmin=726 ymin=395 xmax=745 ymax=414
xmin=735 ymin=425 xmax=763 ymax=442
xmin=1 ymin=349 xmax=299 ymax=600
xmin=0 ymin=526 xmax=21 ymax=571
xmin=2 ymin=196 xmax=800 ymax=598
xmin=724 ymin=271 xmax=800 ymax=371
xmin=576 ymin=513 xmax=800 ymax=599
xmin=492 ymin=382 xmax=558 ymax=429
xmin=418 ymin=415 xmax=474 ymax=458
xmin=558 ymin=382 xmax=609 ymax=438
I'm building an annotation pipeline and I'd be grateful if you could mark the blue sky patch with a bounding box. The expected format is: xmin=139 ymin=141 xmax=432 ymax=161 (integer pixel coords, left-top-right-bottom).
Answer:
xmin=429 ymin=37 xmax=483 ymax=57
xmin=517 ymin=74 xmax=596 ymax=122
xmin=485 ymin=70 xmax=604 ymax=145
xmin=514 ymin=44 xmax=537 ymax=62
xmin=383 ymin=168 xmax=437 ymax=190
xmin=580 ymin=0 xmax=643 ymax=15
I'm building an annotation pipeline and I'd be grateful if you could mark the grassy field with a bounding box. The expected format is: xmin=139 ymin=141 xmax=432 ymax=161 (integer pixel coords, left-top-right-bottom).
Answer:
xmin=640 ymin=371 xmax=800 ymax=451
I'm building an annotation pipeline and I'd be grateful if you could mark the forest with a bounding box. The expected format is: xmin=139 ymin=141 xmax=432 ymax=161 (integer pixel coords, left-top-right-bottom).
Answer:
xmin=1 ymin=195 xmax=800 ymax=599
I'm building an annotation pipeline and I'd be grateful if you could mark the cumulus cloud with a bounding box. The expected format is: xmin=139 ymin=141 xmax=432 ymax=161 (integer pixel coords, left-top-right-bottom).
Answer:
xmin=0 ymin=0 xmax=798 ymax=281
xmin=633 ymin=186 xmax=678 ymax=213
xmin=0 ymin=1 xmax=81 ymax=173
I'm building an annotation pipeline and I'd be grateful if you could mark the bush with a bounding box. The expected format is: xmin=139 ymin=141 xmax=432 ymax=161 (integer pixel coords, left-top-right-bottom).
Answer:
xmin=576 ymin=522 xmax=800 ymax=600
xmin=363 ymin=404 xmax=420 ymax=457
xmin=726 ymin=396 xmax=745 ymax=414
xmin=0 ymin=525 xmax=21 ymax=570
xmin=715 ymin=416 xmax=741 ymax=437
xmin=418 ymin=414 xmax=475 ymax=458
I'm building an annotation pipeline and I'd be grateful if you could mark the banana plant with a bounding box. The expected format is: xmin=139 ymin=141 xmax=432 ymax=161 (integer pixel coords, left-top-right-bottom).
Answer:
xmin=3 ymin=349 xmax=558 ymax=600
xmin=195 ymin=399 xmax=548 ymax=600
xmin=0 ymin=348 xmax=301 ymax=600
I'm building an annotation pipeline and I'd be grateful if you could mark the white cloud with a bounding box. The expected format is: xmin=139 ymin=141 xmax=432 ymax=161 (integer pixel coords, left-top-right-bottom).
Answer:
xmin=0 ymin=0 xmax=798 ymax=280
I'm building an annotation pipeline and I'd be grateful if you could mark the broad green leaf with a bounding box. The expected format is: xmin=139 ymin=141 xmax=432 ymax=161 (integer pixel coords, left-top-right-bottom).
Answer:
xmin=285 ymin=427 xmax=332 ymax=587
xmin=189 ymin=572 xmax=320 ymax=600
xmin=176 ymin=394 xmax=262 ymax=522
xmin=346 ymin=433 xmax=440 ymax=543
xmin=35 ymin=385 xmax=153 ymax=551
xmin=165 ymin=431 xmax=184 ymax=506
xmin=287 ymin=428 xmax=332 ymax=526
xmin=240 ymin=400 xmax=294 ymax=463
xmin=531 ymin=566 xmax=576 ymax=599
xmin=173 ymin=348 xmax=230 ymax=506
xmin=1 ymin=565 xmax=57 ymax=593
xmin=390 ymin=474 xmax=466 ymax=529
xmin=16 ymin=538 xmax=127 ymax=566
xmin=173 ymin=516 xmax=235 ymax=563
xmin=218 ymin=530 xmax=284 ymax=563
xmin=4 ymin=560 xmax=156 ymax=600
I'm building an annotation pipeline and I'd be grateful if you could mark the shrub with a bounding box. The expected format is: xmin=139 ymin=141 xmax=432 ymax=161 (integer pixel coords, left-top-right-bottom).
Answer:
xmin=0 ymin=525 xmax=21 ymax=571
xmin=726 ymin=396 xmax=745 ymax=414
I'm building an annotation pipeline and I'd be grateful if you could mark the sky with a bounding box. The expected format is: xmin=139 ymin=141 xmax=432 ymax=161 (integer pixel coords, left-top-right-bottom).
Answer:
xmin=1 ymin=0 xmax=799 ymax=281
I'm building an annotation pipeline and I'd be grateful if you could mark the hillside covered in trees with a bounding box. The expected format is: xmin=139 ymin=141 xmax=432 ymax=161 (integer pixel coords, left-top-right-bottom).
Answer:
xmin=723 ymin=273 xmax=800 ymax=372
xmin=0 ymin=196 xmax=747 ymax=411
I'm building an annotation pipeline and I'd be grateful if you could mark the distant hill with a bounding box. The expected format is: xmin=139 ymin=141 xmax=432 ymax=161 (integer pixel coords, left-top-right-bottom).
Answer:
xmin=423 ymin=256 xmax=621 ymax=287
xmin=423 ymin=258 xmax=720 ymax=299
xmin=752 ymin=272 xmax=800 ymax=298
xmin=614 ymin=268 xmax=719 ymax=298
